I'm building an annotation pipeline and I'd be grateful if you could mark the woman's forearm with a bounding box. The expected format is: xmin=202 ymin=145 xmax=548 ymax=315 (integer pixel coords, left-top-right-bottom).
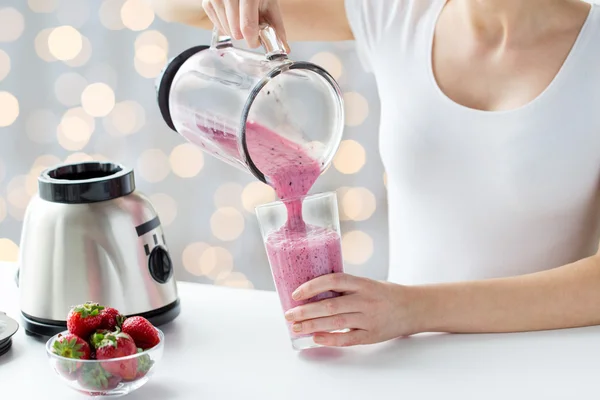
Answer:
xmin=150 ymin=0 xmax=211 ymax=27
xmin=411 ymin=253 xmax=600 ymax=334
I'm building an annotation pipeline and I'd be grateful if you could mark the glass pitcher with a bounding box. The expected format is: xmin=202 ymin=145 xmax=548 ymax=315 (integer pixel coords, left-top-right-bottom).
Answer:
xmin=155 ymin=25 xmax=345 ymax=185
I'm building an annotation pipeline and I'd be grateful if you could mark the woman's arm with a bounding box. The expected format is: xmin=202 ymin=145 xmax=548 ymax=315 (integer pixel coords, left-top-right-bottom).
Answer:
xmin=285 ymin=252 xmax=600 ymax=347
xmin=413 ymin=253 xmax=600 ymax=334
xmin=149 ymin=0 xmax=353 ymax=43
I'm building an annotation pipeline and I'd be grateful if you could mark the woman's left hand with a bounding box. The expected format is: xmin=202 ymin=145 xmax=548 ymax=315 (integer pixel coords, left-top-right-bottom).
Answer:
xmin=284 ymin=273 xmax=420 ymax=347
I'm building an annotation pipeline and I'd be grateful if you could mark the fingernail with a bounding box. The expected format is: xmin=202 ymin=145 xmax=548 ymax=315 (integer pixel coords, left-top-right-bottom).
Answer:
xmin=284 ymin=310 xmax=294 ymax=321
xmin=292 ymin=323 xmax=302 ymax=332
xmin=292 ymin=289 xmax=300 ymax=300
xmin=313 ymin=335 xmax=325 ymax=343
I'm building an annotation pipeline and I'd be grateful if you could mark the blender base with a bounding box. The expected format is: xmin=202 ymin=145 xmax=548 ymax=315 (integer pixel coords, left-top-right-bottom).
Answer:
xmin=21 ymin=298 xmax=181 ymax=337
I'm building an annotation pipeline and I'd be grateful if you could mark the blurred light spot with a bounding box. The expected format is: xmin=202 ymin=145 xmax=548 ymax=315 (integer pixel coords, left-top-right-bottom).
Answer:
xmin=0 ymin=50 xmax=10 ymax=81
xmin=90 ymin=153 xmax=110 ymax=161
xmin=104 ymin=100 xmax=145 ymax=136
xmin=26 ymin=110 xmax=59 ymax=144
xmin=81 ymin=83 xmax=115 ymax=117
xmin=134 ymin=53 xmax=167 ymax=78
xmin=0 ymin=197 xmax=6 ymax=224
xmin=215 ymin=271 xmax=254 ymax=289
xmin=28 ymin=0 xmax=58 ymax=13
xmin=0 ymin=8 xmax=25 ymax=42
xmin=148 ymin=193 xmax=177 ymax=226
xmin=309 ymin=52 xmax=343 ymax=80
xmin=33 ymin=154 xmax=61 ymax=169
xmin=54 ymin=72 xmax=88 ymax=107
xmin=210 ymin=207 xmax=245 ymax=241
xmin=100 ymin=0 xmax=126 ymax=30
xmin=63 ymin=35 xmax=92 ymax=67
xmin=85 ymin=64 xmax=118 ymax=89
xmin=0 ymin=92 xmax=19 ymax=127
xmin=214 ymin=182 xmax=243 ymax=209
xmin=28 ymin=155 xmax=60 ymax=194
xmin=136 ymin=149 xmax=170 ymax=183
xmin=134 ymin=30 xmax=168 ymax=78
xmin=64 ymin=152 xmax=93 ymax=164
xmin=35 ymin=29 xmax=57 ymax=62
xmin=182 ymin=242 xmax=210 ymax=276
xmin=241 ymin=181 xmax=276 ymax=213
xmin=25 ymin=173 xmax=38 ymax=197
xmin=57 ymin=107 xmax=95 ymax=150
xmin=48 ymin=26 xmax=83 ymax=61
xmin=342 ymin=231 xmax=374 ymax=265
xmin=57 ymin=0 xmax=90 ymax=28
xmin=0 ymin=238 xmax=19 ymax=262
xmin=135 ymin=30 xmax=168 ymax=51
xmin=343 ymin=92 xmax=369 ymax=127
xmin=342 ymin=187 xmax=376 ymax=221
xmin=7 ymin=175 xmax=30 ymax=210
xmin=200 ymin=246 xmax=234 ymax=279
xmin=383 ymin=172 xmax=387 ymax=188
xmin=333 ymin=140 xmax=366 ymax=175
xmin=121 ymin=0 xmax=155 ymax=31
xmin=135 ymin=45 xmax=167 ymax=63
xmin=335 ymin=186 xmax=351 ymax=221
xmin=169 ymin=143 xmax=204 ymax=178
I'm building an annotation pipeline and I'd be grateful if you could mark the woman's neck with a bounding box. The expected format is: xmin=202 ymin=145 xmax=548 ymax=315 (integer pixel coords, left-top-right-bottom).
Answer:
xmin=453 ymin=0 xmax=587 ymax=47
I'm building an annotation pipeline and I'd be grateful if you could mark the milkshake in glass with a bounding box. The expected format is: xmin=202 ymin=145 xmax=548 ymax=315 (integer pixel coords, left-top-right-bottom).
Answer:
xmin=256 ymin=192 xmax=345 ymax=350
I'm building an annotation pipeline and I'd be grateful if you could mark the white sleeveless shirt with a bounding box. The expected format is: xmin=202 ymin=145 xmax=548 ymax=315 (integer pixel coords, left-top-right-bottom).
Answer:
xmin=345 ymin=0 xmax=600 ymax=285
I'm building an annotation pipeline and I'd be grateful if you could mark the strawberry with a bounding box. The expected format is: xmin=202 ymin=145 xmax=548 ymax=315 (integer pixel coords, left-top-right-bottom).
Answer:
xmin=90 ymin=329 xmax=138 ymax=380
xmin=99 ymin=307 xmax=125 ymax=331
xmin=78 ymin=363 xmax=122 ymax=391
xmin=67 ymin=302 xmax=105 ymax=339
xmin=51 ymin=332 xmax=91 ymax=380
xmin=121 ymin=316 xmax=160 ymax=350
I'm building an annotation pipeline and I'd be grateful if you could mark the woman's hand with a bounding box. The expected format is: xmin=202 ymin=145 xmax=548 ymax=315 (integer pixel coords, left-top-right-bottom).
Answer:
xmin=284 ymin=273 xmax=421 ymax=347
xmin=201 ymin=0 xmax=288 ymax=49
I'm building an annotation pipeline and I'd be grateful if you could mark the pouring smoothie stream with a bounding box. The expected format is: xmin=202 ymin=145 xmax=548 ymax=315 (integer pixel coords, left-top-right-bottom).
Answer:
xmin=195 ymin=118 xmax=345 ymax=340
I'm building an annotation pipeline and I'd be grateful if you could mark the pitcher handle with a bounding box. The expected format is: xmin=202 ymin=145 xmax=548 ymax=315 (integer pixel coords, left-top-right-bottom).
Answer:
xmin=211 ymin=24 xmax=288 ymax=60
xmin=211 ymin=27 xmax=233 ymax=49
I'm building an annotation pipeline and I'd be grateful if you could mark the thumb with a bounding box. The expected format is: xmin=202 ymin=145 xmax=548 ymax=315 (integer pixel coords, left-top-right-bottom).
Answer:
xmin=264 ymin=2 xmax=290 ymax=53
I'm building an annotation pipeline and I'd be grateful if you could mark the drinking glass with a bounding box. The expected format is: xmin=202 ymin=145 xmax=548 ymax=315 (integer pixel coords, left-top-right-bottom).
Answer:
xmin=255 ymin=191 xmax=345 ymax=350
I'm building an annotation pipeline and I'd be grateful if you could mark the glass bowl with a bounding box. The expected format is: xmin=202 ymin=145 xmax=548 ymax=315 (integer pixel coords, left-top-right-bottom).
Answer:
xmin=45 ymin=328 xmax=164 ymax=398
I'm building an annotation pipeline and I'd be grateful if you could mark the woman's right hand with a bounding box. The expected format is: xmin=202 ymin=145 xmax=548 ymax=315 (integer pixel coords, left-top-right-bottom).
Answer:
xmin=201 ymin=0 xmax=289 ymax=50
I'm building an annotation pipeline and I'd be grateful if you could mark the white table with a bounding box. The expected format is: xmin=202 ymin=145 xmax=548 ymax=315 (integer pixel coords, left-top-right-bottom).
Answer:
xmin=1 ymin=261 xmax=599 ymax=399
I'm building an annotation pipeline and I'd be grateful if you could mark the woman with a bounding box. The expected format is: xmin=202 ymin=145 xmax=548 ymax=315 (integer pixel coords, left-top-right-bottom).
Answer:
xmin=152 ymin=0 xmax=600 ymax=347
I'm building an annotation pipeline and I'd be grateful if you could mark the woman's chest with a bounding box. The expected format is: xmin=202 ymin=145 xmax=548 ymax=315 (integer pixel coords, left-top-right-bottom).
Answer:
xmin=377 ymin=84 xmax=600 ymax=213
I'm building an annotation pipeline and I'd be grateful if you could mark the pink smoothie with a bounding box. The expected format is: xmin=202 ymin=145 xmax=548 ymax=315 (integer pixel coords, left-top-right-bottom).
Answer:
xmin=192 ymin=116 xmax=343 ymax=337
xmin=265 ymin=224 xmax=344 ymax=337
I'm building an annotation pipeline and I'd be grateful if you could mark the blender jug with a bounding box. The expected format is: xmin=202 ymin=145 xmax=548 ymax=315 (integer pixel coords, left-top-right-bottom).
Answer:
xmin=155 ymin=25 xmax=345 ymax=185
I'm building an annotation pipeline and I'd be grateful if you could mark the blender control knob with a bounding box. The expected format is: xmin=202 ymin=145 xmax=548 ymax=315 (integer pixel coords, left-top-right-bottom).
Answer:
xmin=148 ymin=246 xmax=173 ymax=284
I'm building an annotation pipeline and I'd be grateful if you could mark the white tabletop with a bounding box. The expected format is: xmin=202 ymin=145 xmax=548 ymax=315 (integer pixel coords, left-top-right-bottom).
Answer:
xmin=0 ymin=261 xmax=598 ymax=399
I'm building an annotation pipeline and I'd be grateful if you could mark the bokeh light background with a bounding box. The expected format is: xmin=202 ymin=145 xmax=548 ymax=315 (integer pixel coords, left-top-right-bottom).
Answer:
xmin=0 ymin=0 xmax=388 ymax=290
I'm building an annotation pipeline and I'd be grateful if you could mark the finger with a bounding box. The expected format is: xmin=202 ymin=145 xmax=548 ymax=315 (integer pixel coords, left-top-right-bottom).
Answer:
xmin=291 ymin=313 xmax=363 ymax=335
xmin=292 ymin=273 xmax=363 ymax=301
xmin=264 ymin=2 xmax=290 ymax=52
xmin=240 ymin=0 xmax=261 ymax=47
xmin=224 ymin=0 xmax=242 ymax=40
xmin=211 ymin=0 xmax=232 ymax=36
xmin=203 ymin=1 xmax=227 ymax=36
xmin=285 ymin=294 xmax=362 ymax=322
xmin=313 ymin=330 xmax=371 ymax=347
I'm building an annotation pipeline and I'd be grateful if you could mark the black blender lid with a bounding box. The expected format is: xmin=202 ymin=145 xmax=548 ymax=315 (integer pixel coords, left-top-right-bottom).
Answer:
xmin=0 ymin=312 xmax=19 ymax=357
xmin=38 ymin=161 xmax=136 ymax=204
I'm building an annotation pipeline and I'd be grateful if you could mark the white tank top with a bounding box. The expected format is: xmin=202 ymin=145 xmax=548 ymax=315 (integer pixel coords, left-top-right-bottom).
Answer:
xmin=345 ymin=0 xmax=600 ymax=285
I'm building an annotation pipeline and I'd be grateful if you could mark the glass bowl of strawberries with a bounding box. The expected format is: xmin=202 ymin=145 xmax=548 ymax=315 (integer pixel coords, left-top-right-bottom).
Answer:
xmin=45 ymin=302 xmax=164 ymax=398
